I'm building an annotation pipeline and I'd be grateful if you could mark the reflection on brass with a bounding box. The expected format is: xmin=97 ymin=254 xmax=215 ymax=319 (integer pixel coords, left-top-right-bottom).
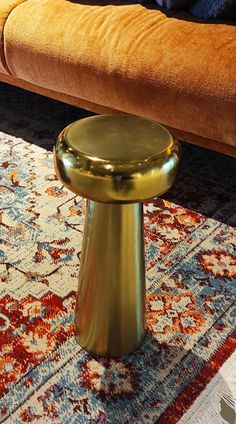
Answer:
xmin=54 ymin=115 xmax=180 ymax=356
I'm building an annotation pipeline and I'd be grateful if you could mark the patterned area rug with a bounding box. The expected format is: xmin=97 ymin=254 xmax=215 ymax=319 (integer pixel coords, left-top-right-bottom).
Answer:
xmin=0 ymin=83 xmax=235 ymax=423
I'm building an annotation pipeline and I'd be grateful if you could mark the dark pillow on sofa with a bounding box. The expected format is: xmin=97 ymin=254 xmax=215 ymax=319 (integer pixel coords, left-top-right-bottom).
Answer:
xmin=189 ymin=0 xmax=236 ymax=19
xmin=139 ymin=0 xmax=188 ymax=9
xmin=154 ymin=0 xmax=188 ymax=9
xmin=139 ymin=0 xmax=236 ymax=18
xmin=138 ymin=0 xmax=189 ymax=10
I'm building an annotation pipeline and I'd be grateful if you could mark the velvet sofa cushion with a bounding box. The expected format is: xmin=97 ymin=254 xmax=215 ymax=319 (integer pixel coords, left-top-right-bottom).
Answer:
xmin=2 ymin=0 xmax=236 ymax=148
xmin=1 ymin=71 xmax=235 ymax=157
xmin=0 ymin=0 xmax=27 ymax=74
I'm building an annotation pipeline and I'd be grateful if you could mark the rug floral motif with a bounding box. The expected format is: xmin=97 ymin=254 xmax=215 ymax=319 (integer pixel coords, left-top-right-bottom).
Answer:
xmin=0 ymin=83 xmax=235 ymax=423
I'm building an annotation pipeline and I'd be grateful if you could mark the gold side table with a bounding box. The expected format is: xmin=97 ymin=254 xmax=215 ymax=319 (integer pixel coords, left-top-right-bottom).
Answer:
xmin=53 ymin=115 xmax=180 ymax=357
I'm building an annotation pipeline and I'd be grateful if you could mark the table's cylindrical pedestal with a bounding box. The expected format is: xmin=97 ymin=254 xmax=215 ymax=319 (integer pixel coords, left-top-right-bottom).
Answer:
xmin=75 ymin=200 xmax=146 ymax=357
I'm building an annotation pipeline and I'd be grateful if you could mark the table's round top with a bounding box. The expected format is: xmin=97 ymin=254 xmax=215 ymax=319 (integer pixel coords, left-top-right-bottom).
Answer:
xmin=54 ymin=115 xmax=180 ymax=203
xmin=65 ymin=115 xmax=172 ymax=162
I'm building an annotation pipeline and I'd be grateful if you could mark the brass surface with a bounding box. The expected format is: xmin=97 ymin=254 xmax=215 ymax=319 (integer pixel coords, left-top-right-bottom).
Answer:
xmin=53 ymin=114 xmax=181 ymax=356
xmin=54 ymin=115 xmax=180 ymax=204
xmin=75 ymin=200 xmax=146 ymax=357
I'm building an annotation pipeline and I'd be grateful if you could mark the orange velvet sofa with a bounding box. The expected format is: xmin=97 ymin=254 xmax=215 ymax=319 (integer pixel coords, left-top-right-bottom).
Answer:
xmin=0 ymin=0 xmax=236 ymax=156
